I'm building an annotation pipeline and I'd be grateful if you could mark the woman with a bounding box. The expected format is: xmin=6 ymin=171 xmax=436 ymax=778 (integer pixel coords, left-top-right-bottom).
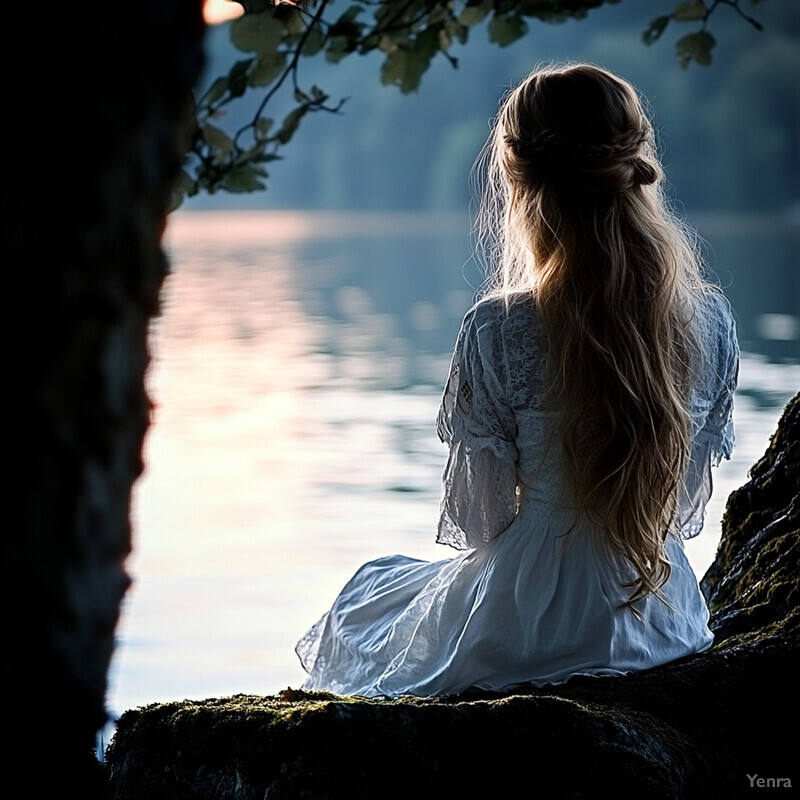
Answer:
xmin=295 ymin=63 xmax=739 ymax=697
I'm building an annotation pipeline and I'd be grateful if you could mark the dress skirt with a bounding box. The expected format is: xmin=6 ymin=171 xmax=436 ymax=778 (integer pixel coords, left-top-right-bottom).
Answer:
xmin=295 ymin=499 xmax=713 ymax=697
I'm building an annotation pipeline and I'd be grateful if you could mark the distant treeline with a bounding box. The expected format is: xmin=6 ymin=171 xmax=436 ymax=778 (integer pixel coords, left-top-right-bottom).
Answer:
xmin=187 ymin=2 xmax=799 ymax=215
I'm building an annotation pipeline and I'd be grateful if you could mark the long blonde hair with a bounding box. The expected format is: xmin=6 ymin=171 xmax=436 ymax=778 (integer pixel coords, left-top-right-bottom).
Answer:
xmin=476 ymin=63 xmax=708 ymax=606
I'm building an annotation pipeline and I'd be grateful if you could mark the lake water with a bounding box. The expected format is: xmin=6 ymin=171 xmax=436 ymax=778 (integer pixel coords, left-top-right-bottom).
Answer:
xmin=105 ymin=210 xmax=799 ymax=725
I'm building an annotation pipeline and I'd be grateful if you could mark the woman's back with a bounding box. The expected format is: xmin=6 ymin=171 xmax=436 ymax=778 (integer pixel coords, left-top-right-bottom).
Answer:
xmin=438 ymin=289 xmax=737 ymax=546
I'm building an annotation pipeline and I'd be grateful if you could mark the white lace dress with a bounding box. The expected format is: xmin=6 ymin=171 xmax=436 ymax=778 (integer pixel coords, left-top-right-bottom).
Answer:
xmin=296 ymin=292 xmax=739 ymax=697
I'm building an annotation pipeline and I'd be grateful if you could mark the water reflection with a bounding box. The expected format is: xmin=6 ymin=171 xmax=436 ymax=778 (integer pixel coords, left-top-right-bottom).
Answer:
xmin=109 ymin=210 xmax=798 ymax=719
xmin=691 ymin=211 xmax=799 ymax=363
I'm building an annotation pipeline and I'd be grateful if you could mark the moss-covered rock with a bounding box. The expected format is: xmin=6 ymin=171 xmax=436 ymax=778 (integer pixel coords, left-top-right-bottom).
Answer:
xmin=106 ymin=394 xmax=799 ymax=800
xmin=701 ymin=392 xmax=799 ymax=649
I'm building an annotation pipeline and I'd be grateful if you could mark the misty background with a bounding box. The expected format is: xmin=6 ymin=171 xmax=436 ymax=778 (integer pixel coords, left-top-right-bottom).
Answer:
xmin=184 ymin=1 xmax=799 ymax=361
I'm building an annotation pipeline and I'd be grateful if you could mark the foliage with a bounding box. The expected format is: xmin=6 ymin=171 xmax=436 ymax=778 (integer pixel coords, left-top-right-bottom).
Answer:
xmin=181 ymin=0 xmax=768 ymax=203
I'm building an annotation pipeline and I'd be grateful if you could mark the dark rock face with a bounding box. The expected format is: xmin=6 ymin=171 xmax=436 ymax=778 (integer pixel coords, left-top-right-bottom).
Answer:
xmin=106 ymin=394 xmax=799 ymax=799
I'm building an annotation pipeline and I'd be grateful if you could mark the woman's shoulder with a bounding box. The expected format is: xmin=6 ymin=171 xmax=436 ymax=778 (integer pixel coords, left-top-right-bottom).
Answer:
xmin=691 ymin=286 xmax=739 ymax=363
xmin=695 ymin=283 xmax=736 ymax=334
xmin=457 ymin=293 xmax=547 ymax=408
xmin=694 ymin=285 xmax=736 ymax=328
xmin=462 ymin=292 xmax=542 ymax=336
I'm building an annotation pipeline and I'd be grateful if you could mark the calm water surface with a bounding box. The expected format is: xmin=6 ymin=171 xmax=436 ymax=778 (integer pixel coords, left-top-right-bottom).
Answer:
xmin=107 ymin=211 xmax=799 ymax=722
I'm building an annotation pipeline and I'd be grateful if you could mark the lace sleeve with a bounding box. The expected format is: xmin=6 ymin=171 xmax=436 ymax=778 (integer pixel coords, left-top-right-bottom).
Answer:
xmin=677 ymin=295 xmax=740 ymax=538
xmin=706 ymin=319 xmax=739 ymax=467
xmin=436 ymin=304 xmax=518 ymax=550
